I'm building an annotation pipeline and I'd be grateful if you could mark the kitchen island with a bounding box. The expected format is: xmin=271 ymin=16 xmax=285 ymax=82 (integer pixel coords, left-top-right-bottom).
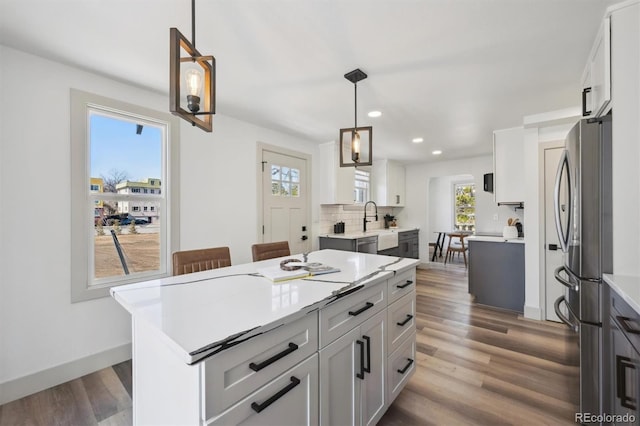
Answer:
xmin=111 ymin=249 xmax=419 ymax=425
xmin=466 ymin=235 xmax=525 ymax=313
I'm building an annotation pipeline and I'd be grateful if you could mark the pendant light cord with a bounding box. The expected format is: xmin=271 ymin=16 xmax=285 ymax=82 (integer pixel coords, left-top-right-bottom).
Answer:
xmin=354 ymin=82 xmax=358 ymax=130
xmin=191 ymin=0 xmax=196 ymax=48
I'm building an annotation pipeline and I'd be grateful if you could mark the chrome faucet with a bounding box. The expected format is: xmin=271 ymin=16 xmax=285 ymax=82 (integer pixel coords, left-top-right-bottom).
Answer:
xmin=363 ymin=201 xmax=378 ymax=232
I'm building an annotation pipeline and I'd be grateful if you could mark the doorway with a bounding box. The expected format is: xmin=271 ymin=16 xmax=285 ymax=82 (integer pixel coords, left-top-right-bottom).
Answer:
xmin=258 ymin=144 xmax=311 ymax=255
xmin=543 ymin=142 xmax=564 ymax=322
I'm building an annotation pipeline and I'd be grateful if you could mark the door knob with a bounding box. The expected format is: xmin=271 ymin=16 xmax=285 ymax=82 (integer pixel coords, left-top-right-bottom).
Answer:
xmin=301 ymin=235 xmax=308 ymax=241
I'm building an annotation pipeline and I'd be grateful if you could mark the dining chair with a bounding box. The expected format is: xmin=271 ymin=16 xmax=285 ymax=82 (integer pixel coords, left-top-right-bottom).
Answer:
xmin=251 ymin=241 xmax=291 ymax=262
xmin=444 ymin=232 xmax=469 ymax=268
xmin=172 ymin=246 xmax=232 ymax=276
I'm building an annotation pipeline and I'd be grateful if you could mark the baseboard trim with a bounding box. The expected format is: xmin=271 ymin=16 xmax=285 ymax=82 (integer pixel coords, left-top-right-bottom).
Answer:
xmin=0 ymin=343 xmax=131 ymax=405
xmin=524 ymin=305 xmax=542 ymax=320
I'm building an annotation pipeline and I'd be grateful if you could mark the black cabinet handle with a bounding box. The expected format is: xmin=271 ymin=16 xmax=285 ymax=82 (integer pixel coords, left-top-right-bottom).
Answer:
xmin=249 ymin=342 xmax=299 ymax=372
xmin=349 ymin=302 xmax=374 ymax=316
xmin=397 ymin=358 xmax=414 ymax=374
xmin=617 ymin=316 xmax=640 ymax=335
xmin=397 ymin=280 xmax=413 ymax=289
xmin=616 ymin=355 xmax=637 ymax=410
xmin=251 ymin=376 xmax=301 ymax=413
xmin=397 ymin=314 xmax=414 ymax=327
xmin=356 ymin=340 xmax=365 ymax=380
xmin=582 ymin=87 xmax=592 ymax=116
xmin=363 ymin=335 xmax=371 ymax=374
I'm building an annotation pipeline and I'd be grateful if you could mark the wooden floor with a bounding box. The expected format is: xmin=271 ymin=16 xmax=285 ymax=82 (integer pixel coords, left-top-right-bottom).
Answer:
xmin=0 ymin=266 xmax=578 ymax=426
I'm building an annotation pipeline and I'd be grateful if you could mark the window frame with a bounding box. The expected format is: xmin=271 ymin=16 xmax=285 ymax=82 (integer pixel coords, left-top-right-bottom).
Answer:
xmin=354 ymin=168 xmax=370 ymax=204
xmin=453 ymin=181 xmax=476 ymax=232
xmin=70 ymin=89 xmax=181 ymax=303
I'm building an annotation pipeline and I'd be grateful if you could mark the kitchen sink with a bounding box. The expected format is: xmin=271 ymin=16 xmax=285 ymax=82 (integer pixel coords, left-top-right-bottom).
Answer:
xmin=377 ymin=231 xmax=399 ymax=251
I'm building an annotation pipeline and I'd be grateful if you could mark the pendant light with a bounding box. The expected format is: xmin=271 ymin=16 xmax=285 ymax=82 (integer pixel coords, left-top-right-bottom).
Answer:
xmin=169 ymin=0 xmax=216 ymax=132
xmin=340 ymin=68 xmax=372 ymax=167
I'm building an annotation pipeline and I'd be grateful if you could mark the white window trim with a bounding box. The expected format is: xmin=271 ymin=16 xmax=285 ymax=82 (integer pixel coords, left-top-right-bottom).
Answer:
xmin=453 ymin=181 xmax=475 ymax=230
xmin=70 ymin=89 xmax=180 ymax=303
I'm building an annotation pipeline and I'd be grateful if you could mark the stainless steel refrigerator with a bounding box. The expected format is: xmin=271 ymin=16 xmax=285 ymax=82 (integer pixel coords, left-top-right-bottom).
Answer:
xmin=553 ymin=116 xmax=612 ymax=416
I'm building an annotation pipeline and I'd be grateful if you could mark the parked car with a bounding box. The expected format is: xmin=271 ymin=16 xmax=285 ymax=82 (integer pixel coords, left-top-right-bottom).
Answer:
xmin=101 ymin=214 xmax=148 ymax=226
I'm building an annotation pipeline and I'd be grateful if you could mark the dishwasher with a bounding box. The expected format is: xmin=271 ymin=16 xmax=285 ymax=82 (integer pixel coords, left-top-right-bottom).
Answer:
xmin=356 ymin=236 xmax=378 ymax=254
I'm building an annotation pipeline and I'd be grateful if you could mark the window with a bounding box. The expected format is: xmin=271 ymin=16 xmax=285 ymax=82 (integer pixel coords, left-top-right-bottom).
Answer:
xmin=90 ymin=184 xmax=100 ymax=191
xmin=144 ymin=206 xmax=148 ymax=212
xmin=71 ymin=89 xmax=180 ymax=302
xmin=150 ymin=189 xmax=155 ymax=194
xmin=454 ymin=182 xmax=476 ymax=232
xmin=144 ymin=188 xmax=148 ymax=194
xmin=271 ymin=164 xmax=300 ymax=197
xmin=354 ymin=169 xmax=370 ymax=204
xmin=150 ymin=206 xmax=155 ymax=211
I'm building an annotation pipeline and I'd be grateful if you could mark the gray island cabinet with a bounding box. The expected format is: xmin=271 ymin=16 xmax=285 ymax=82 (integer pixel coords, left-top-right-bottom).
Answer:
xmin=467 ymin=236 xmax=525 ymax=313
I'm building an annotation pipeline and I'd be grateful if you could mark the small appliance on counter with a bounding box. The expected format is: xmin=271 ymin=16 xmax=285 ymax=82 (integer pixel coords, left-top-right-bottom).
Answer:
xmin=383 ymin=214 xmax=397 ymax=229
xmin=333 ymin=221 xmax=345 ymax=234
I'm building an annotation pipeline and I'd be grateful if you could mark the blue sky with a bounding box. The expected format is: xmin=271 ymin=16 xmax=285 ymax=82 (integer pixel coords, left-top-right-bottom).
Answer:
xmin=90 ymin=113 xmax=162 ymax=181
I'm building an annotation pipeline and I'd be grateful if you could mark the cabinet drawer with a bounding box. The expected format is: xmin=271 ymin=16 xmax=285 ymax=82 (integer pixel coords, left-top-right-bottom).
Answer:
xmin=387 ymin=332 xmax=416 ymax=404
xmin=387 ymin=269 xmax=416 ymax=304
xmin=611 ymin=288 xmax=640 ymax=354
xmin=319 ymin=281 xmax=386 ymax=348
xmin=202 ymin=312 xmax=318 ymax=418
xmin=206 ymin=354 xmax=319 ymax=425
xmin=387 ymin=291 xmax=416 ymax=353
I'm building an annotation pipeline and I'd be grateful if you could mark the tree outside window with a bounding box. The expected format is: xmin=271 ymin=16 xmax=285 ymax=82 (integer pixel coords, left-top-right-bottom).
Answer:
xmin=454 ymin=183 xmax=475 ymax=231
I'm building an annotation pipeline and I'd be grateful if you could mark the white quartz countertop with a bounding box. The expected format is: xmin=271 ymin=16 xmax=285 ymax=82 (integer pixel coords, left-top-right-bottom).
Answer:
xmin=604 ymin=274 xmax=640 ymax=315
xmin=466 ymin=235 xmax=525 ymax=244
xmin=111 ymin=249 xmax=418 ymax=365
xmin=320 ymin=227 xmax=418 ymax=239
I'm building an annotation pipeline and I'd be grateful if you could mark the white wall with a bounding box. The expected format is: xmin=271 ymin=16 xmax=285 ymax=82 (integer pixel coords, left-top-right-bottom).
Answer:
xmin=428 ymin=174 xmax=473 ymax=232
xmin=399 ymin=155 xmax=523 ymax=254
xmin=0 ymin=45 xmax=320 ymax=403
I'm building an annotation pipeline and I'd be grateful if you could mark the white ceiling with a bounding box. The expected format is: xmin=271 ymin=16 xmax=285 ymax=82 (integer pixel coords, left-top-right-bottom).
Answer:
xmin=0 ymin=0 xmax=617 ymax=163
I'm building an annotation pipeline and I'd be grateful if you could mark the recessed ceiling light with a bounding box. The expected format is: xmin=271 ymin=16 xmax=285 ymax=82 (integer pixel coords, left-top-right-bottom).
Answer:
xmin=412 ymin=137 xmax=423 ymax=143
xmin=368 ymin=111 xmax=382 ymax=118
xmin=432 ymin=150 xmax=442 ymax=155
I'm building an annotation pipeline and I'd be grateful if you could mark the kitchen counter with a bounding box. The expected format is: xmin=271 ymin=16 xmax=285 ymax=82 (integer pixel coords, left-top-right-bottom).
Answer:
xmin=111 ymin=249 xmax=418 ymax=364
xmin=465 ymin=235 xmax=525 ymax=244
xmin=320 ymin=227 xmax=418 ymax=239
xmin=604 ymin=274 xmax=640 ymax=315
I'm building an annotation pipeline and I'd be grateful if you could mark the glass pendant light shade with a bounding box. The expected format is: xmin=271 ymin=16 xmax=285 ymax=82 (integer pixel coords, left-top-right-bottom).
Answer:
xmin=185 ymin=68 xmax=202 ymax=97
xmin=184 ymin=68 xmax=202 ymax=112
xmin=351 ymin=131 xmax=361 ymax=162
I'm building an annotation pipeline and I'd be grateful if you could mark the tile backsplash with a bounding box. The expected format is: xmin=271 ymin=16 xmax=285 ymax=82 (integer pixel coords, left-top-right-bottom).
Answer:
xmin=320 ymin=205 xmax=398 ymax=234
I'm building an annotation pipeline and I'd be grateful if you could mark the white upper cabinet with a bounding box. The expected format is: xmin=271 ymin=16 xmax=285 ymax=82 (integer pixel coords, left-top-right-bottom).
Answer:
xmin=493 ymin=127 xmax=525 ymax=204
xmin=609 ymin=1 xmax=640 ymax=275
xmin=581 ymin=17 xmax=611 ymax=118
xmin=371 ymin=159 xmax=405 ymax=207
xmin=319 ymin=141 xmax=356 ymax=204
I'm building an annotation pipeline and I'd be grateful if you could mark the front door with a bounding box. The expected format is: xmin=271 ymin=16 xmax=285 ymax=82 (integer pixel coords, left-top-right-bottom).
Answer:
xmin=261 ymin=147 xmax=310 ymax=255
xmin=544 ymin=144 xmax=564 ymax=321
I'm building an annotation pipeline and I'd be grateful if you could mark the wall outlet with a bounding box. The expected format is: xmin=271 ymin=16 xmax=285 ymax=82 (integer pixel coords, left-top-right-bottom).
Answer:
xmin=493 ymin=214 xmax=499 ymax=221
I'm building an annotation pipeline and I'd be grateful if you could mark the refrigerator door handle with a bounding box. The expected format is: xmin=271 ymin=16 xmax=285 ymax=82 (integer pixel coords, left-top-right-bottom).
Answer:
xmin=554 ymin=295 xmax=579 ymax=332
xmin=553 ymin=149 xmax=571 ymax=253
xmin=554 ymin=265 xmax=578 ymax=291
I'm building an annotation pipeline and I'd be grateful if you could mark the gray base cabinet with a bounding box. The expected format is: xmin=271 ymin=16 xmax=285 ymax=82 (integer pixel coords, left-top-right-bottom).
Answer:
xmin=398 ymin=230 xmax=419 ymax=259
xmin=468 ymin=240 xmax=524 ymax=313
xmin=607 ymin=286 xmax=640 ymax=424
